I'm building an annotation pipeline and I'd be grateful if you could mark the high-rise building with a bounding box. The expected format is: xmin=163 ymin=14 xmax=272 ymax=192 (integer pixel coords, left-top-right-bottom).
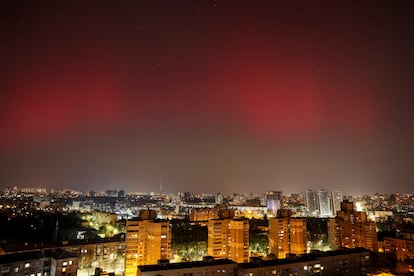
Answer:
xmin=229 ymin=220 xmax=250 ymax=263
xmin=208 ymin=219 xmax=229 ymax=259
xmin=208 ymin=219 xmax=249 ymax=263
xmin=317 ymin=190 xmax=332 ymax=217
xmin=331 ymin=189 xmax=343 ymax=215
xmin=125 ymin=214 xmax=171 ymax=276
xmin=266 ymin=191 xmax=282 ymax=217
xmin=328 ymin=218 xmax=337 ymax=250
xmin=305 ymin=190 xmax=319 ymax=217
xmin=269 ymin=210 xmax=307 ymax=259
xmin=328 ymin=200 xmax=377 ymax=252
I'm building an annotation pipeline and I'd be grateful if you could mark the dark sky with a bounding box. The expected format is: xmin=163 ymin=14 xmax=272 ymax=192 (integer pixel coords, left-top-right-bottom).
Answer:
xmin=0 ymin=0 xmax=413 ymax=195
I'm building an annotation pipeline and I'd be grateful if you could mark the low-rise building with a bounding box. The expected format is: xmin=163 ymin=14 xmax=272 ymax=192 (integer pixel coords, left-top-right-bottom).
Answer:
xmin=0 ymin=237 xmax=125 ymax=276
xmin=0 ymin=249 xmax=78 ymax=276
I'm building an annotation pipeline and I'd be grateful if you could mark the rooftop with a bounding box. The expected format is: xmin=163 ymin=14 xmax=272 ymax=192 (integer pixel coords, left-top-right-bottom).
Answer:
xmin=0 ymin=248 xmax=77 ymax=264
xmin=238 ymin=248 xmax=370 ymax=269
xmin=139 ymin=259 xmax=236 ymax=272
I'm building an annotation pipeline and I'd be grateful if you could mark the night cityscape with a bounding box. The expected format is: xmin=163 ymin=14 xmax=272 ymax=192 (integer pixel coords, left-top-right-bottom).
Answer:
xmin=1 ymin=0 xmax=414 ymax=275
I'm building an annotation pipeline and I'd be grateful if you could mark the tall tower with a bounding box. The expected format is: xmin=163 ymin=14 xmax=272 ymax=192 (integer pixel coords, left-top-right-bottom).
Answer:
xmin=331 ymin=189 xmax=343 ymax=215
xmin=208 ymin=218 xmax=249 ymax=263
xmin=305 ymin=190 xmax=319 ymax=217
xmin=125 ymin=216 xmax=171 ymax=276
xmin=269 ymin=210 xmax=307 ymax=259
xmin=317 ymin=190 xmax=332 ymax=217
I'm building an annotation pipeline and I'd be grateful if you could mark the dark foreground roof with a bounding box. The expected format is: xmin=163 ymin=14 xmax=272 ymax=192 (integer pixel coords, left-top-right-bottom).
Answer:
xmin=238 ymin=248 xmax=370 ymax=269
xmin=139 ymin=259 xmax=236 ymax=272
xmin=238 ymin=255 xmax=318 ymax=269
xmin=0 ymin=248 xmax=77 ymax=264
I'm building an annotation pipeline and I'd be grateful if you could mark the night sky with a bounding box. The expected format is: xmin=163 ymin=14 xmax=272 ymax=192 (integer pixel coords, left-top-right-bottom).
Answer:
xmin=1 ymin=0 xmax=414 ymax=195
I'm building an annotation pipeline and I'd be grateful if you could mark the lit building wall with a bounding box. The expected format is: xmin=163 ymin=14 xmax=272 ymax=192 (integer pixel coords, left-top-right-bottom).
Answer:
xmin=229 ymin=220 xmax=249 ymax=263
xmin=73 ymin=240 xmax=125 ymax=276
xmin=125 ymin=219 xmax=171 ymax=276
xmin=269 ymin=211 xmax=307 ymax=259
xmin=384 ymin=237 xmax=414 ymax=261
xmin=331 ymin=200 xmax=378 ymax=252
xmin=208 ymin=219 xmax=249 ymax=263
xmin=289 ymin=218 xmax=307 ymax=256
xmin=189 ymin=208 xmax=219 ymax=222
xmin=125 ymin=220 xmax=144 ymax=276
xmin=327 ymin=218 xmax=337 ymax=250
xmin=208 ymin=219 xmax=229 ymax=259
xmin=364 ymin=221 xmax=378 ymax=252
xmin=145 ymin=221 xmax=171 ymax=265
xmin=269 ymin=218 xmax=289 ymax=259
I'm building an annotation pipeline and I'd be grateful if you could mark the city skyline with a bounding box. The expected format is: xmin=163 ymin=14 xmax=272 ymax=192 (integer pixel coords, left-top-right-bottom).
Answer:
xmin=1 ymin=1 xmax=414 ymax=195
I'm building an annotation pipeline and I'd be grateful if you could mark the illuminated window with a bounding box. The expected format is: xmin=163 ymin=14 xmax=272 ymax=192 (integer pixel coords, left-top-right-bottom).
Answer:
xmin=62 ymin=267 xmax=67 ymax=273
xmin=37 ymin=273 xmax=42 ymax=276
xmin=14 ymin=267 xmax=19 ymax=272
xmin=63 ymin=262 xmax=68 ymax=266
xmin=68 ymin=261 xmax=73 ymax=265
xmin=25 ymin=263 xmax=30 ymax=268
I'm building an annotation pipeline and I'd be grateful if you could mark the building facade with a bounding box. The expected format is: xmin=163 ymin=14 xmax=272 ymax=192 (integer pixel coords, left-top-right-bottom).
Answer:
xmin=305 ymin=190 xmax=318 ymax=217
xmin=331 ymin=190 xmax=343 ymax=215
xmin=329 ymin=200 xmax=378 ymax=252
xmin=208 ymin=219 xmax=249 ymax=263
xmin=384 ymin=237 xmax=414 ymax=261
xmin=317 ymin=190 xmax=332 ymax=217
xmin=269 ymin=210 xmax=307 ymax=259
xmin=0 ymin=249 xmax=78 ymax=276
xmin=125 ymin=219 xmax=171 ymax=276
